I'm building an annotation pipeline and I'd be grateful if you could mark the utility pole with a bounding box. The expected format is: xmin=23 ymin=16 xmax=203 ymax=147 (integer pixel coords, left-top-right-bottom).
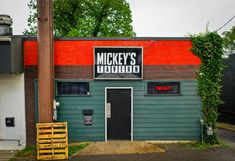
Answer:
xmin=37 ymin=0 xmax=54 ymax=123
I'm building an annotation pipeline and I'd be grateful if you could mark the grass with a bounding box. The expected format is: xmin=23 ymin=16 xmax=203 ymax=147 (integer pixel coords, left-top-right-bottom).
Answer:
xmin=218 ymin=140 xmax=231 ymax=148
xmin=14 ymin=146 xmax=36 ymax=158
xmin=185 ymin=141 xmax=230 ymax=150
xmin=9 ymin=146 xmax=36 ymax=161
xmin=69 ymin=143 xmax=90 ymax=156
xmin=186 ymin=143 xmax=215 ymax=150
xmin=9 ymin=143 xmax=89 ymax=161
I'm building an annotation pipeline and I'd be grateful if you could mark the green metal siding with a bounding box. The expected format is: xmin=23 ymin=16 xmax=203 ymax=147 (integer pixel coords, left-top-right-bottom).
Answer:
xmin=55 ymin=80 xmax=201 ymax=142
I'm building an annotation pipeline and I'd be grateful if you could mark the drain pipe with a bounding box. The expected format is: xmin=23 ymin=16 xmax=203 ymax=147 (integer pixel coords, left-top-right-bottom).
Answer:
xmin=200 ymin=119 xmax=204 ymax=144
xmin=200 ymin=119 xmax=214 ymax=144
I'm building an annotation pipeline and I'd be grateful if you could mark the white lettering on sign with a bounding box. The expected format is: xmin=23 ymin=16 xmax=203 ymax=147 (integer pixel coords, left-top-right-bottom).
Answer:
xmin=97 ymin=53 xmax=103 ymax=65
xmin=123 ymin=52 xmax=129 ymax=65
xmin=130 ymin=52 xmax=136 ymax=65
xmin=113 ymin=53 xmax=118 ymax=65
xmin=97 ymin=66 xmax=103 ymax=73
xmin=119 ymin=66 xmax=125 ymax=73
xmin=126 ymin=66 xmax=132 ymax=73
xmin=133 ymin=66 xmax=139 ymax=73
xmin=111 ymin=66 xmax=118 ymax=73
xmin=118 ymin=53 xmax=123 ymax=65
xmin=107 ymin=52 xmax=112 ymax=65
xmin=96 ymin=52 xmax=137 ymax=65
xmin=105 ymin=66 xmax=111 ymax=73
xmin=97 ymin=65 xmax=140 ymax=73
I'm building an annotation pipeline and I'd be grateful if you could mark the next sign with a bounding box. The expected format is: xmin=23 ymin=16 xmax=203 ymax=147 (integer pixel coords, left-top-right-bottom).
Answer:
xmin=94 ymin=47 xmax=143 ymax=79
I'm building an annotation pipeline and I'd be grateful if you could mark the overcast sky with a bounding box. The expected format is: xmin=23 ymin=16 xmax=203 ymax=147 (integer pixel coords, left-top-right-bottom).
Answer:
xmin=0 ymin=0 xmax=234 ymax=36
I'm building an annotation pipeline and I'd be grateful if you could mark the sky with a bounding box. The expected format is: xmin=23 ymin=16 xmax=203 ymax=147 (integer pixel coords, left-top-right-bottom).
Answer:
xmin=0 ymin=0 xmax=234 ymax=37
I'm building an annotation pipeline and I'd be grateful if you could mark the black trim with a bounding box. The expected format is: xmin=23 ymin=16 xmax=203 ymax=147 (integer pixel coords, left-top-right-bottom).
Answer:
xmin=56 ymin=81 xmax=90 ymax=96
xmin=147 ymin=82 xmax=181 ymax=95
xmin=19 ymin=35 xmax=190 ymax=41
xmin=145 ymin=94 xmax=183 ymax=96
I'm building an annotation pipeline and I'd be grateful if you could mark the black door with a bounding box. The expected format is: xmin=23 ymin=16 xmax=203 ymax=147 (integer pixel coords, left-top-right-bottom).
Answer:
xmin=107 ymin=89 xmax=131 ymax=140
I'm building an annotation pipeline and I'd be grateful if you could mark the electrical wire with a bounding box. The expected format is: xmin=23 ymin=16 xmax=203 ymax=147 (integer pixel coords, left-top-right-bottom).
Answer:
xmin=215 ymin=15 xmax=235 ymax=32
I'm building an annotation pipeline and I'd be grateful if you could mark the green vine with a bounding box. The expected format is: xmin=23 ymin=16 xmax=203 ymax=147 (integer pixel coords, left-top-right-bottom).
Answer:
xmin=191 ymin=32 xmax=224 ymax=144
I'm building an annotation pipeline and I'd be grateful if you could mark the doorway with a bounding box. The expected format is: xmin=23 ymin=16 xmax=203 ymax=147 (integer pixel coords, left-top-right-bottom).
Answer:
xmin=105 ymin=87 xmax=133 ymax=141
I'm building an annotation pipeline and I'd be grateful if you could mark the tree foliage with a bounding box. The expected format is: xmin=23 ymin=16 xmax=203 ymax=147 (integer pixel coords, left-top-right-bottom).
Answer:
xmin=222 ymin=26 xmax=235 ymax=54
xmin=24 ymin=0 xmax=37 ymax=35
xmin=24 ymin=0 xmax=136 ymax=37
xmin=191 ymin=32 xmax=224 ymax=144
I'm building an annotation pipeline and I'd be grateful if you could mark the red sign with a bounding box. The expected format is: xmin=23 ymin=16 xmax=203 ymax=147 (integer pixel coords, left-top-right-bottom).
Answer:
xmin=148 ymin=82 xmax=180 ymax=95
xmin=156 ymin=85 xmax=173 ymax=91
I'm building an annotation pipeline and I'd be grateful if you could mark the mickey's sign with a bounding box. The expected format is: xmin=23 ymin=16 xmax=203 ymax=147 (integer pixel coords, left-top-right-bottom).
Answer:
xmin=94 ymin=47 xmax=143 ymax=79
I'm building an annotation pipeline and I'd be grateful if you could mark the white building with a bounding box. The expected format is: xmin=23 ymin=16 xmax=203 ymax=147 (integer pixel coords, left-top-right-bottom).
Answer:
xmin=0 ymin=15 xmax=26 ymax=149
xmin=0 ymin=74 xmax=26 ymax=150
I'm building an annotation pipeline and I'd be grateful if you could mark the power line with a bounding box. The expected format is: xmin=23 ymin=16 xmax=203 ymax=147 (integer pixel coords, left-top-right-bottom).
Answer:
xmin=215 ymin=15 xmax=235 ymax=32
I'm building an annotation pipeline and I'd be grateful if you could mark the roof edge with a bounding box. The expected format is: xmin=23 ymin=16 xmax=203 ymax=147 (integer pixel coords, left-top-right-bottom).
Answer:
xmin=11 ymin=35 xmax=191 ymax=41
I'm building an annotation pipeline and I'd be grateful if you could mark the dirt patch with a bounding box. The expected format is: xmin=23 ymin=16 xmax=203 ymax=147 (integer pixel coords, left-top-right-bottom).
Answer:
xmin=78 ymin=141 xmax=165 ymax=155
xmin=0 ymin=150 xmax=18 ymax=161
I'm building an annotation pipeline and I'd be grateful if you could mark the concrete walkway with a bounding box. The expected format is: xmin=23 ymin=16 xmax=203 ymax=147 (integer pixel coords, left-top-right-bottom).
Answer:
xmin=78 ymin=141 xmax=165 ymax=155
xmin=218 ymin=128 xmax=235 ymax=147
xmin=217 ymin=122 xmax=235 ymax=132
xmin=0 ymin=150 xmax=17 ymax=161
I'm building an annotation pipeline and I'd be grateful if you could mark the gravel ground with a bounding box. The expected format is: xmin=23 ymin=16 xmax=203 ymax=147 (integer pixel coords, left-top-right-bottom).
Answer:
xmin=5 ymin=124 xmax=235 ymax=161
xmin=78 ymin=141 xmax=164 ymax=155
xmin=70 ymin=144 xmax=235 ymax=161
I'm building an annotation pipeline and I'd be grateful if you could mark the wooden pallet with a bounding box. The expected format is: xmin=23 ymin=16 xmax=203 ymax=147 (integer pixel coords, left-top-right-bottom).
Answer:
xmin=37 ymin=122 xmax=68 ymax=160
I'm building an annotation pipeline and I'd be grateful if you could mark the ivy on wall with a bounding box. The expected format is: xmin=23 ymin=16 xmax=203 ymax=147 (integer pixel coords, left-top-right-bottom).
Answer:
xmin=191 ymin=32 xmax=224 ymax=144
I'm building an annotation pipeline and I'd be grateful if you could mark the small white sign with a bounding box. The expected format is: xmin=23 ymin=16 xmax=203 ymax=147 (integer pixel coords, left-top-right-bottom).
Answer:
xmin=107 ymin=103 xmax=111 ymax=118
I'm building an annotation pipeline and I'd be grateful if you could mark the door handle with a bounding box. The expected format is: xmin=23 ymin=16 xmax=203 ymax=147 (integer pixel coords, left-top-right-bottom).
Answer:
xmin=107 ymin=103 xmax=111 ymax=118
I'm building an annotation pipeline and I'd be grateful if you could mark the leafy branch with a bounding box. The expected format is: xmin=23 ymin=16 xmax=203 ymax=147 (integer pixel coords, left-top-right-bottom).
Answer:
xmin=191 ymin=32 xmax=224 ymax=144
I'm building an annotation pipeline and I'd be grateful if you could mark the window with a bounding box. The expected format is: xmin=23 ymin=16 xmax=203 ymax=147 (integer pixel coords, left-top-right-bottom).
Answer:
xmin=147 ymin=82 xmax=180 ymax=95
xmin=57 ymin=82 xmax=90 ymax=95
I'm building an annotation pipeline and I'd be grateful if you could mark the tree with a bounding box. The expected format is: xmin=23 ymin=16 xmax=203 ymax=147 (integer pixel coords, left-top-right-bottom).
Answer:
xmin=24 ymin=0 xmax=136 ymax=37
xmin=222 ymin=26 xmax=235 ymax=55
xmin=191 ymin=32 xmax=224 ymax=145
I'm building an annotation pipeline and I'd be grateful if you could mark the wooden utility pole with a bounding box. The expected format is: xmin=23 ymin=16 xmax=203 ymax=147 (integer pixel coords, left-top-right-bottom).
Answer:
xmin=37 ymin=0 xmax=54 ymax=123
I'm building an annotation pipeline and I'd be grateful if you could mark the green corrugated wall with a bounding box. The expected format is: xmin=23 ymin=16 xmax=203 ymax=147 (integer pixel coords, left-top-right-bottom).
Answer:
xmin=55 ymin=80 xmax=202 ymax=142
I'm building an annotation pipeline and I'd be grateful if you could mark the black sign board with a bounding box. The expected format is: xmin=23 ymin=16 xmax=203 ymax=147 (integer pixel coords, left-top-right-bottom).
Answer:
xmin=83 ymin=109 xmax=93 ymax=125
xmin=5 ymin=117 xmax=15 ymax=127
xmin=94 ymin=47 xmax=143 ymax=79
xmin=147 ymin=82 xmax=181 ymax=95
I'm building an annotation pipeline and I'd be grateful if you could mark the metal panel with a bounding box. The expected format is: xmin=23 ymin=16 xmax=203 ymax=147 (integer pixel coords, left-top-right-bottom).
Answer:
xmin=0 ymin=40 xmax=11 ymax=73
xmin=218 ymin=54 xmax=235 ymax=123
xmin=0 ymin=36 xmax=23 ymax=73
xmin=11 ymin=36 xmax=23 ymax=73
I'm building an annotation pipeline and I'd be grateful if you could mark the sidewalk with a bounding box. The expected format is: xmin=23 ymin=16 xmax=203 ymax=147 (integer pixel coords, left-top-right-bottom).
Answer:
xmin=216 ymin=122 xmax=235 ymax=132
xmin=218 ymin=128 xmax=235 ymax=147
xmin=0 ymin=150 xmax=17 ymax=161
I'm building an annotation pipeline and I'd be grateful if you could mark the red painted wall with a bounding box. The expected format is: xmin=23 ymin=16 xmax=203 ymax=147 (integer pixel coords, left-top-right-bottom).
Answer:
xmin=24 ymin=40 xmax=201 ymax=66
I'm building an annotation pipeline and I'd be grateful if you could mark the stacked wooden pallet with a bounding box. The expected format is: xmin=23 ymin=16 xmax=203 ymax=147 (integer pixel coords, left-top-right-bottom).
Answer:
xmin=37 ymin=122 xmax=68 ymax=160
